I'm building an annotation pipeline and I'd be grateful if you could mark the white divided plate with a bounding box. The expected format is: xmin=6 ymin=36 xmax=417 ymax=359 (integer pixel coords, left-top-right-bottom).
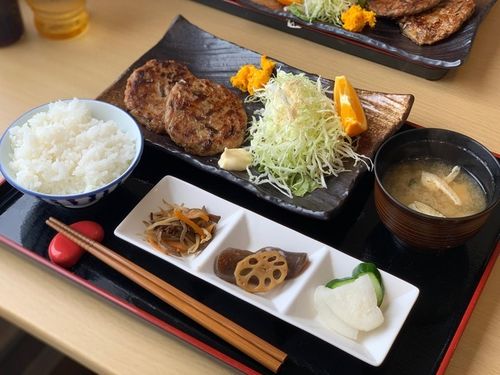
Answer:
xmin=114 ymin=176 xmax=419 ymax=366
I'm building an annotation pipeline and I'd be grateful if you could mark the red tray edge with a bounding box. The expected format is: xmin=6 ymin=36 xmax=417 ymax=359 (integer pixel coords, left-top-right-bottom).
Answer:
xmin=0 ymin=171 xmax=498 ymax=374
xmin=436 ymin=241 xmax=499 ymax=375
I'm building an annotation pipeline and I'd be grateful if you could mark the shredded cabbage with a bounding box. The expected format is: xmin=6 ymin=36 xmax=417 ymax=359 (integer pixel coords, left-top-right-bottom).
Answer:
xmin=288 ymin=0 xmax=362 ymax=26
xmin=247 ymin=70 xmax=370 ymax=198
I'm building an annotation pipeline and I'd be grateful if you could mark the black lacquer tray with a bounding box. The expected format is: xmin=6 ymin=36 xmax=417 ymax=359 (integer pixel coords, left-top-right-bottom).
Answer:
xmin=192 ymin=0 xmax=497 ymax=80
xmin=0 ymin=135 xmax=499 ymax=374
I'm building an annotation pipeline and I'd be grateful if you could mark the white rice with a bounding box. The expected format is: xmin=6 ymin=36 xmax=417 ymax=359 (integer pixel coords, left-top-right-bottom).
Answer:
xmin=8 ymin=99 xmax=136 ymax=195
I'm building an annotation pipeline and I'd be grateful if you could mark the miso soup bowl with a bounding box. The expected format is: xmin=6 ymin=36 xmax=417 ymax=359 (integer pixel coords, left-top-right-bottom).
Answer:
xmin=374 ymin=128 xmax=500 ymax=250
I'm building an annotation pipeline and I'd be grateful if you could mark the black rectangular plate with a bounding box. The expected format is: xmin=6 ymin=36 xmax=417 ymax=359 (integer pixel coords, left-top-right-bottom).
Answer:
xmin=98 ymin=15 xmax=412 ymax=220
xmin=0 ymin=138 xmax=499 ymax=374
xmin=192 ymin=0 xmax=497 ymax=80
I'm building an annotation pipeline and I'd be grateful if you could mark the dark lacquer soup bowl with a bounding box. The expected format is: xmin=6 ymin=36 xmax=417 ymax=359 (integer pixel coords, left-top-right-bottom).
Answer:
xmin=374 ymin=128 xmax=500 ymax=250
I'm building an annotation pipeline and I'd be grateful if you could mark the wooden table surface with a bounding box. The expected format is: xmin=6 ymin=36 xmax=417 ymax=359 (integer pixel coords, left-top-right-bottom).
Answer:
xmin=0 ymin=1 xmax=498 ymax=374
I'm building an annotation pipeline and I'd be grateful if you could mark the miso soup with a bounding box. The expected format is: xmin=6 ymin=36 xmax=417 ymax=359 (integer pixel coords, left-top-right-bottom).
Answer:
xmin=383 ymin=160 xmax=486 ymax=218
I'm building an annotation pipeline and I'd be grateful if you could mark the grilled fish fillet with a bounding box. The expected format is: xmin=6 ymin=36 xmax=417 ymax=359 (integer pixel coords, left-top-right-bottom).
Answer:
xmin=124 ymin=59 xmax=194 ymax=134
xmin=398 ymin=0 xmax=476 ymax=45
xmin=165 ymin=78 xmax=247 ymax=156
xmin=367 ymin=0 xmax=441 ymax=18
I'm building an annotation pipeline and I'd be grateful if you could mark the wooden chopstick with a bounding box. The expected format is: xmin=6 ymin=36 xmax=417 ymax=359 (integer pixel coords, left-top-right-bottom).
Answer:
xmin=46 ymin=217 xmax=287 ymax=373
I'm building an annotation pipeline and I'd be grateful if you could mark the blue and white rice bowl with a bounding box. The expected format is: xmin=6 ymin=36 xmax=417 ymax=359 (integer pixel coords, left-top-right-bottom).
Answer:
xmin=0 ymin=99 xmax=143 ymax=208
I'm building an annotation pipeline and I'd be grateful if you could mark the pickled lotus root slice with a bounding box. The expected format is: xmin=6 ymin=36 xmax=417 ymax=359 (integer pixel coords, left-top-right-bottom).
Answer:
xmin=234 ymin=250 xmax=288 ymax=293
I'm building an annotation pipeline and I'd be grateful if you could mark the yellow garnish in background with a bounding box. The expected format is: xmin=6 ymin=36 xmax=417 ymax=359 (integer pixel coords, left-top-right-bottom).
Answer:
xmin=333 ymin=75 xmax=368 ymax=137
xmin=230 ymin=55 xmax=276 ymax=95
xmin=341 ymin=5 xmax=376 ymax=33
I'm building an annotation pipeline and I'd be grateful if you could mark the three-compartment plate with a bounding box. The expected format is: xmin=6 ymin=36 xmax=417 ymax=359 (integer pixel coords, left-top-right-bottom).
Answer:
xmin=114 ymin=175 xmax=419 ymax=366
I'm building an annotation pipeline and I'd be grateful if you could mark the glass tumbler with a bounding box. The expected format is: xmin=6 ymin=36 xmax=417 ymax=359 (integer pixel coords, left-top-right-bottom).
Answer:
xmin=27 ymin=0 xmax=89 ymax=39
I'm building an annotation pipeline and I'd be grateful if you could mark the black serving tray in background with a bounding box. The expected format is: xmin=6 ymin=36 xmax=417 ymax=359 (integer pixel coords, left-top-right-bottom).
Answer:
xmin=0 ymin=138 xmax=499 ymax=375
xmin=192 ymin=0 xmax=497 ymax=80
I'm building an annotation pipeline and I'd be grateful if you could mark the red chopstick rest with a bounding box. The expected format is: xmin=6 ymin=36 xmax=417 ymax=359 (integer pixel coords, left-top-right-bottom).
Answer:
xmin=48 ymin=221 xmax=104 ymax=268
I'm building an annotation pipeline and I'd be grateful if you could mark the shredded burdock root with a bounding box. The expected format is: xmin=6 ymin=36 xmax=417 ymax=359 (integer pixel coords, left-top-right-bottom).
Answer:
xmin=143 ymin=200 xmax=220 ymax=257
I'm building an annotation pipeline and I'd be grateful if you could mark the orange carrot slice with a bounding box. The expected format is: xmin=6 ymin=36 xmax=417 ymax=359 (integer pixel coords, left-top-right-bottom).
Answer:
xmin=174 ymin=209 xmax=206 ymax=239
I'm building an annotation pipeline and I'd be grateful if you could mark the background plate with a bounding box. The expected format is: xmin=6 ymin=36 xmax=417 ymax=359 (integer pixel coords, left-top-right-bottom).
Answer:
xmin=98 ymin=15 xmax=413 ymax=220
xmin=192 ymin=0 xmax=497 ymax=80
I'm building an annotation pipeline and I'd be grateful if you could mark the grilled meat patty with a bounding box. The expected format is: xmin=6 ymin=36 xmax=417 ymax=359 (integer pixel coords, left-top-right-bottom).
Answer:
xmin=124 ymin=59 xmax=194 ymax=134
xmin=367 ymin=0 xmax=442 ymax=18
xmin=165 ymin=78 xmax=247 ymax=156
xmin=398 ymin=0 xmax=476 ymax=45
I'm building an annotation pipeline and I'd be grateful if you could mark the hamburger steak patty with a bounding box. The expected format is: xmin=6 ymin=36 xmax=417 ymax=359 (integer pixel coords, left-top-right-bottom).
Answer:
xmin=367 ymin=0 xmax=442 ymax=18
xmin=398 ymin=0 xmax=476 ymax=45
xmin=124 ymin=59 xmax=194 ymax=134
xmin=165 ymin=78 xmax=248 ymax=156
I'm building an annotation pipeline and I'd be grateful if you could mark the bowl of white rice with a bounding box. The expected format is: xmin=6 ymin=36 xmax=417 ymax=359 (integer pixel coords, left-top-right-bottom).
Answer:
xmin=0 ymin=98 xmax=143 ymax=208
